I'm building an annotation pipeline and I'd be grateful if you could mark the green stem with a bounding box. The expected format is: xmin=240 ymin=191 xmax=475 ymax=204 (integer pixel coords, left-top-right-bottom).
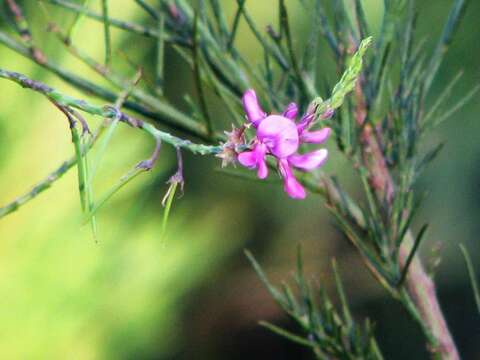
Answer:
xmin=0 ymin=69 xmax=220 ymax=154
xmin=0 ymin=157 xmax=77 ymax=218
xmin=0 ymin=30 xmax=209 ymax=140
xmin=41 ymin=0 xmax=159 ymax=38
xmin=155 ymin=11 xmax=165 ymax=95
xmin=84 ymin=167 xmax=144 ymax=221
xmin=460 ymin=244 xmax=480 ymax=314
xmin=70 ymin=123 xmax=88 ymax=211
xmin=100 ymin=0 xmax=112 ymax=65
xmin=192 ymin=14 xmax=213 ymax=135
xmin=49 ymin=26 xmax=207 ymax=137
xmin=0 ymin=119 xmax=104 ymax=219
xmin=279 ymin=0 xmax=311 ymax=100
xmin=0 ymin=68 xmax=221 ymax=220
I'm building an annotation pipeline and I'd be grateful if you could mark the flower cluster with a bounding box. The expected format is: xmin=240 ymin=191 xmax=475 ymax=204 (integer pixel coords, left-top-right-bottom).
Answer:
xmin=237 ymin=89 xmax=331 ymax=199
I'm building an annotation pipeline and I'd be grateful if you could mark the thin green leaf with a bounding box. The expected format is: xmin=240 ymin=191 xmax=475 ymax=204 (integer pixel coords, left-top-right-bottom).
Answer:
xmin=192 ymin=13 xmax=213 ymax=135
xmin=100 ymin=0 xmax=112 ymax=65
xmin=227 ymin=0 xmax=245 ymax=52
xmin=155 ymin=10 xmax=165 ymax=95
xmin=41 ymin=0 xmax=158 ymax=38
xmin=161 ymin=181 xmax=178 ymax=236
xmin=84 ymin=166 xmax=144 ymax=221
xmin=244 ymin=250 xmax=286 ymax=305
xmin=312 ymin=0 xmax=340 ymax=58
xmin=88 ymin=70 xmax=143 ymax=185
xmin=353 ymin=0 xmax=369 ymax=40
xmin=237 ymin=0 xmax=289 ymax=70
xmin=331 ymin=259 xmax=353 ymax=327
xmin=82 ymin=136 xmax=97 ymax=239
xmin=424 ymin=0 xmax=469 ymax=93
xmin=215 ymin=167 xmax=281 ymax=183
xmin=279 ymin=0 xmax=310 ymax=100
xmin=70 ymin=123 xmax=87 ymax=212
xmin=459 ymin=244 xmax=480 ymax=314
xmin=398 ymin=224 xmax=429 ymax=286
xmin=67 ymin=0 xmax=91 ymax=39
xmin=209 ymin=0 xmax=229 ymax=45
xmin=431 ymin=85 xmax=480 ymax=128
xmin=134 ymin=0 xmax=159 ymax=19
xmin=259 ymin=321 xmax=314 ymax=348
xmin=415 ymin=142 xmax=444 ymax=174
xmin=88 ymin=113 xmax=121 ymax=184
xmin=422 ymin=71 xmax=463 ymax=126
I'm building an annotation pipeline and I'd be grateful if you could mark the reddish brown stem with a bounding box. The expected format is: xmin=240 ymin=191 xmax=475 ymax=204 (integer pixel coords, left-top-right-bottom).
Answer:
xmin=399 ymin=234 xmax=460 ymax=359
xmin=354 ymin=80 xmax=459 ymax=358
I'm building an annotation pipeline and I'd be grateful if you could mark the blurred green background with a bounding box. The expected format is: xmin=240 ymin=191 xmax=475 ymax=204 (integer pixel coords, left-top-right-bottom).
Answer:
xmin=0 ymin=1 xmax=479 ymax=359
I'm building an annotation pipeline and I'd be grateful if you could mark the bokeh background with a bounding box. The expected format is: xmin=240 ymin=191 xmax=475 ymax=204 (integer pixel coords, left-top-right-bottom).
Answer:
xmin=0 ymin=0 xmax=479 ymax=359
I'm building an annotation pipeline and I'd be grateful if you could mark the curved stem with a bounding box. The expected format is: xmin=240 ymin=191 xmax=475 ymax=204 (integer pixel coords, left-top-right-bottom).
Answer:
xmin=399 ymin=232 xmax=460 ymax=359
xmin=306 ymin=173 xmax=459 ymax=358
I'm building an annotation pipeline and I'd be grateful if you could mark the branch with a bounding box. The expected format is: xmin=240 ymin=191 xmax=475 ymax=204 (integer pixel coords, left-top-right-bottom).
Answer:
xmin=0 ymin=69 xmax=221 ymax=219
xmin=0 ymin=69 xmax=220 ymax=154
xmin=0 ymin=30 xmax=210 ymax=140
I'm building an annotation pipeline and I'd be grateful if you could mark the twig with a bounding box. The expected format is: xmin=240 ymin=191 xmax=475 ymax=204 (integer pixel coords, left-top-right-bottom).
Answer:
xmin=236 ymin=0 xmax=289 ymax=71
xmin=279 ymin=0 xmax=311 ymax=100
xmin=0 ymin=30 xmax=209 ymax=139
xmin=227 ymin=0 xmax=245 ymax=52
xmin=0 ymin=69 xmax=221 ymax=219
xmin=134 ymin=0 xmax=159 ymax=20
xmin=0 ymin=69 xmax=221 ymax=152
xmin=40 ymin=0 xmax=159 ymax=38
xmin=192 ymin=13 xmax=213 ymax=135
xmin=155 ymin=11 xmax=165 ymax=95
xmin=0 ymin=157 xmax=77 ymax=218
xmin=6 ymin=0 xmax=47 ymax=63
xmin=100 ymin=0 xmax=112 ymax=65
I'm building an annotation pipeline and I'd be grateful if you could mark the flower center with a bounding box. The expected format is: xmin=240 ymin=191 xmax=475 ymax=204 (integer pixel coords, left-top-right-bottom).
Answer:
xmin=257 ymin=115 xmax=299 ymax=158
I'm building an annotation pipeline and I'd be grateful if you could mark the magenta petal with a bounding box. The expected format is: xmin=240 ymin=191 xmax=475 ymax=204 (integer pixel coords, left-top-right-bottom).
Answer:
xmin=296 ymin=113 xmax=314 ymax=133
xmin=242 ymin=89 xmax=266 ymax=127
xmin=320 ymin=108 xmax=335 ymax=120
xmin=257 ymin=158 xmax=268 ymax=179
xmin=285 ymin=176 xmax=306 ymax=199
xmin=300 ymin=128 xmax=331 ymax=144
xmin=289 ymin=149 xmax=328 ymax=171
xmin=283 ymin=102 xmax=298 ymax=119
xmin=238 ymin=143 xmax=268 ymax=179
xmin=278 ymin=159 xmax=306 ymax=199
xmin=238 ymin=151 xmax=257 ymax=168
xmin=257 ymin=115 xmax=299 ymax=158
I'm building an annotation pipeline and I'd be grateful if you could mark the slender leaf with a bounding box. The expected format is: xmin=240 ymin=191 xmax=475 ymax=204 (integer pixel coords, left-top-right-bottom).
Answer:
xmin=459 ymin=244 xmax=480 ymax=314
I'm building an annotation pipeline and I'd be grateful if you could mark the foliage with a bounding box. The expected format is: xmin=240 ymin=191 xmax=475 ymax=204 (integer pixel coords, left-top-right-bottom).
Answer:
xmin=247 ymin=248 xmax=383 ymax=359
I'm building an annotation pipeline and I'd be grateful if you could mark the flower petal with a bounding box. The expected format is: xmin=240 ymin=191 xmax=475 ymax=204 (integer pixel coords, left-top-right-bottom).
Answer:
xmin=237 ymin=151 xmax=257 ymax=168
xmin=320 ymin=108 xmax=334 ymax=120
xmin=296 ymin=113 xmax=314 ymax=133
xmin=300 ymin=128 xmax=331 ymax=144
xmin=257 ymin=158 xmax=269 ymax=179
xmin=289 ymin=149 xmax=328 ymax=171
xmin=278 ymin=159 xmax=306 ymax=199
xmin=242 ymin=89 xmax=266 ymax=127
xmin=283 ymin=102 xmax=298 ymax=119
xmin=238 ymin=143 xmax=269 ymax=179
xmin=284 ymin=175 xmax=306 ymax=199
xmin=257 ymin=115 xmax=299 ymax=158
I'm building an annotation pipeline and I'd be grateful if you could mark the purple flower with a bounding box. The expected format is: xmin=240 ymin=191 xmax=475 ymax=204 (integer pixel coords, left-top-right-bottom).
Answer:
xmin=237 ymin=89 xmax=331 ymax=199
